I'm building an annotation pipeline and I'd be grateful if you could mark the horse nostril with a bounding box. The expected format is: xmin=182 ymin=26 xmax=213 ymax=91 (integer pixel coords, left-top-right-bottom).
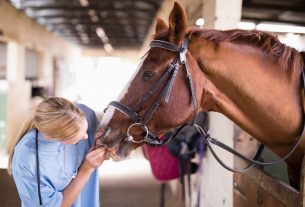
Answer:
xmin=95 ymin=138 xmax=106 ymax=148
xmin=99 ymin=139 xmax=117 ymax=149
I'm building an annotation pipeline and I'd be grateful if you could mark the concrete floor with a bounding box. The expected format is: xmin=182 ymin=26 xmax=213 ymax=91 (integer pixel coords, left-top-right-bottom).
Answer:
xmin=0 ymin=169 xmax=21 ymax=207
xmin=99 ymin=149 xmax=184 ymax=207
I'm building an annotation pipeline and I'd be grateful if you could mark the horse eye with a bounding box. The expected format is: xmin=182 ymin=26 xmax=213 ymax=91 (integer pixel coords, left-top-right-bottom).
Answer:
xmin=143 ymin=71 xmax=156 ymax=81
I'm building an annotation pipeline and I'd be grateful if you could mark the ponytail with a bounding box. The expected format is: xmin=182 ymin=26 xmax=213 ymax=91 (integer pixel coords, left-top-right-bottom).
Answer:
xmin=7 ymin=110 xmax=35 ymax=175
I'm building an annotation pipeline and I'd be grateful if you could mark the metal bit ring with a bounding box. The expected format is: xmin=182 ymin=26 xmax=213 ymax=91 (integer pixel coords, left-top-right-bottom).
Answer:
xmin=126 ymin=123 xmax=148 ymax=143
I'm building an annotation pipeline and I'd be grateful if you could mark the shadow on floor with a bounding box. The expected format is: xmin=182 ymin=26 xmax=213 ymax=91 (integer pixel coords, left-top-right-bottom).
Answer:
xmin=99 ymin=149 xmax=184 ymax=207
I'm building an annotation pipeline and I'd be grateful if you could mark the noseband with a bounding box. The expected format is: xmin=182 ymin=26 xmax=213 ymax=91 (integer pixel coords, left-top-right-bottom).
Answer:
xmin=104 ymin=37 xmax=198 ymax=146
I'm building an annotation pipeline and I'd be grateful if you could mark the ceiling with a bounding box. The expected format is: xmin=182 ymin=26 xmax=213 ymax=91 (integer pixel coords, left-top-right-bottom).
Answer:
xmin=8 ymin=0 xmax=305 ymax=52
xmin=242 ymin=0 xmax=305 ymax=26
xmin=9 ymin=0 xmax=163 ymax=51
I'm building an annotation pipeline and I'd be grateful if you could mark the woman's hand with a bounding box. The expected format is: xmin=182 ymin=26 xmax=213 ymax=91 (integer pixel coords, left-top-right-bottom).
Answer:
xmin=61 ymin=147 xmax=107 ymax=207
xmin=80 ymin=147 xmax=107 ymax=172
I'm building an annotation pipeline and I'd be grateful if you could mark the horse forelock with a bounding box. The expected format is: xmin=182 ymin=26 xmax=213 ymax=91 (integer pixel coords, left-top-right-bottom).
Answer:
xmin=189 ymin=28 xmax=303 ymax=73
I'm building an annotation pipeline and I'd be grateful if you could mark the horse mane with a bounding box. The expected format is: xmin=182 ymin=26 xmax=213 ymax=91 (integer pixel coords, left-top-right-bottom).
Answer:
xmin=190 ymin=28 xmax=304 ymax=72
xmin=153 ymin=28 xmax=304 ymax=72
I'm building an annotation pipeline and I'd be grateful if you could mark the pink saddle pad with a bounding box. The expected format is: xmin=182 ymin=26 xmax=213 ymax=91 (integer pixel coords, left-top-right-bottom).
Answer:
xmin=142 ymin=142 xmax=179 ymax=181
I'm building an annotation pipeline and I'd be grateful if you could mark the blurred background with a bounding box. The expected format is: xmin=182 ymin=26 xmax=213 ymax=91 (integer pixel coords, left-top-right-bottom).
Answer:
xmin=0 ymin=0 xmax=304 ymax=206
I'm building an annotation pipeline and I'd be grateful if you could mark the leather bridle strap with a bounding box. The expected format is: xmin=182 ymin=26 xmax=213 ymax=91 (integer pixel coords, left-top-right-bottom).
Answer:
xmin=150 ymin=40 xmax=180 ymax=52
xmin=105 ymin=37 xmax=198 ymax=146
xmin=142 ymin=37 xmax=198 ymax=143
xmin=136 ymin=62 xmax=176 ymax=112
xmin=149 ymin=38 xmax=198 ymax=124
xmin=107 ymin=101 xmax=140 ymax=122
xmin=204 ymin=124 xmax=304 ymax=172
xmin=107 ymin=56 xmax=181 ymax=145
xmin=180 ymin=38 xmax=198 ymax=124
xmin=141 ymin=58 xmax=180 ymax=126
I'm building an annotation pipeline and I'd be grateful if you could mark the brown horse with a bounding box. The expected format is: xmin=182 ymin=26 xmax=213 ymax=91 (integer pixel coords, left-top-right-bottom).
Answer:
xmin=96 ymin=2 xmax=305 ymax=188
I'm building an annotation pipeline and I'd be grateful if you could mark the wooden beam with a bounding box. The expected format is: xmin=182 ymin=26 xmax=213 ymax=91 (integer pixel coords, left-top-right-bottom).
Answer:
xmin=0 ymin=0 xmax=80 ymax=57
xmin=242 ymin=17 xmax=305 ymax=27
xmin=243 ymin=3 xmax=305 ymax=12
xmin=243 ymin=167 xmax=300 ymax=206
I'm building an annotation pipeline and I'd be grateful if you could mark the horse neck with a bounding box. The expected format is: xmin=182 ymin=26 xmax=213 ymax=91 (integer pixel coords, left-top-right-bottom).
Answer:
xmin=189 ymin=38 xmax=304 ymax=148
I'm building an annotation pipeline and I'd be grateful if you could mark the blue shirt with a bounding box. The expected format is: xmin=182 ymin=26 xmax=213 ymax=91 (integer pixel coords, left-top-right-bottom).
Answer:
xmin=12 ymin=104 xmax=100 ymax=207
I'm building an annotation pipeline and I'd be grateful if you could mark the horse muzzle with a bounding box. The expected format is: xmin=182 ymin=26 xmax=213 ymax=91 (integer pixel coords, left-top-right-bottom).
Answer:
xmin=95 ymin=127 xmax=118 ymax=148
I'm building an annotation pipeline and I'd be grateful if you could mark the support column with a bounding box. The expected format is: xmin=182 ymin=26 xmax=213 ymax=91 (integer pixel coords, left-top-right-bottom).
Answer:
xmin=203 ymin=0 xmax=242 ymax=29
xmin=6 ymin=42 xmax=31 ymax=153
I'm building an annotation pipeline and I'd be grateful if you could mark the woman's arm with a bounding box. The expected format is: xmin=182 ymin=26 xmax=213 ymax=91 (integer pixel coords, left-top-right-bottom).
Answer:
xmin=61 ymin=147 xmax=106 ymax=207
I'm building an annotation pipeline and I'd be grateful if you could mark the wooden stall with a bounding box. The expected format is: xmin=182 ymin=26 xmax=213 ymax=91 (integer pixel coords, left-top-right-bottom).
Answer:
xmin=233 ymin=127 xmax=304 ymax=207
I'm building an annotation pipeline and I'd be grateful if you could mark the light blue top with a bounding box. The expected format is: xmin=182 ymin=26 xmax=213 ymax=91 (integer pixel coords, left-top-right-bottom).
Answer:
xmin=12 ymin=104 xmax=100 ymax=207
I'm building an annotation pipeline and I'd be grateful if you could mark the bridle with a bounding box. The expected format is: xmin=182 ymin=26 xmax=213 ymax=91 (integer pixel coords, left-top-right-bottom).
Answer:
xmin=101 ymin=36 xmax=305 ymax=173
xmin=103 ymin=37 xmax=198 ymax=146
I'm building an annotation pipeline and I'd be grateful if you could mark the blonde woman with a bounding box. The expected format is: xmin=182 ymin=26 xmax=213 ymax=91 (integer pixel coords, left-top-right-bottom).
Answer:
xmin=8 ymin=97 xmax=106 ymax=207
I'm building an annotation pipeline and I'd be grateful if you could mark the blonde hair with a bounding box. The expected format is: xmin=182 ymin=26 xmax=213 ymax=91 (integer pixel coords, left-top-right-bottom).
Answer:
xmin=7 ymin=97 xmax=85 ymax=175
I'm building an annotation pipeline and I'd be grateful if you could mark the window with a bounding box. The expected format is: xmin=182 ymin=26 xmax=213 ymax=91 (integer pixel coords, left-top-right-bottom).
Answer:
xmin=0 ymin=42 xmax=7 ymax=156
xmin=0 ymin=42 xmax=7 ymax=79
xmin=25 ymin=49 xmax=38 ymax=81
xmin=0 ymin=91 xmax=7 ymax=156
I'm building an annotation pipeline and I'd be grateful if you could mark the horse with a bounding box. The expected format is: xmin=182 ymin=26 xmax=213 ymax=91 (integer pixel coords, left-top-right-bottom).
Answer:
xmin=96 ymin=2 xmax=305 ymax=189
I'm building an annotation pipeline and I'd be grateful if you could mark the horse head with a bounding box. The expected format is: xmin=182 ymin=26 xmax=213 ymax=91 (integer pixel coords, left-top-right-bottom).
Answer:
xmin=96 ymin=2 xmax=204 ymax=161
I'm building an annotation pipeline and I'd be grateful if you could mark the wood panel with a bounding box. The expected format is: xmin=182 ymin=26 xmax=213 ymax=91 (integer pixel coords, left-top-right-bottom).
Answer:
xmin=234 ymin=167 xmax=300 ymax=207
xmin=233 ymin=126 xmax=301 ymax=207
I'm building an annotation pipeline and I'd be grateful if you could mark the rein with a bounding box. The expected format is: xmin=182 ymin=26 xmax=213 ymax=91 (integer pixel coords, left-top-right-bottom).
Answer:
xmin=195 ymin=123 xmax=305 ymax=173
xmin=102 ymin=36 xmax=305 ymax=173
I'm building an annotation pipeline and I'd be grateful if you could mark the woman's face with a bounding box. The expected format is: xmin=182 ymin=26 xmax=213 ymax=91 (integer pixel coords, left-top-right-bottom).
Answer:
xmin=62 ymin=117 xmax=89 ymax=145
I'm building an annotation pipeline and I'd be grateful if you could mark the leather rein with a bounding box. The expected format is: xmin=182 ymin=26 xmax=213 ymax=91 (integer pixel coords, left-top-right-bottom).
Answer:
xmin=102 ymin=37 xmax=305 ymax=173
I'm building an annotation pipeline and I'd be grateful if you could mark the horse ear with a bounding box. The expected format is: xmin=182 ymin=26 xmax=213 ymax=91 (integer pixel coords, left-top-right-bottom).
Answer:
xmin=168 ymin=2 xmax=188 ymax=44
xmin=155 ymin=18 xmax=168 ymax=34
